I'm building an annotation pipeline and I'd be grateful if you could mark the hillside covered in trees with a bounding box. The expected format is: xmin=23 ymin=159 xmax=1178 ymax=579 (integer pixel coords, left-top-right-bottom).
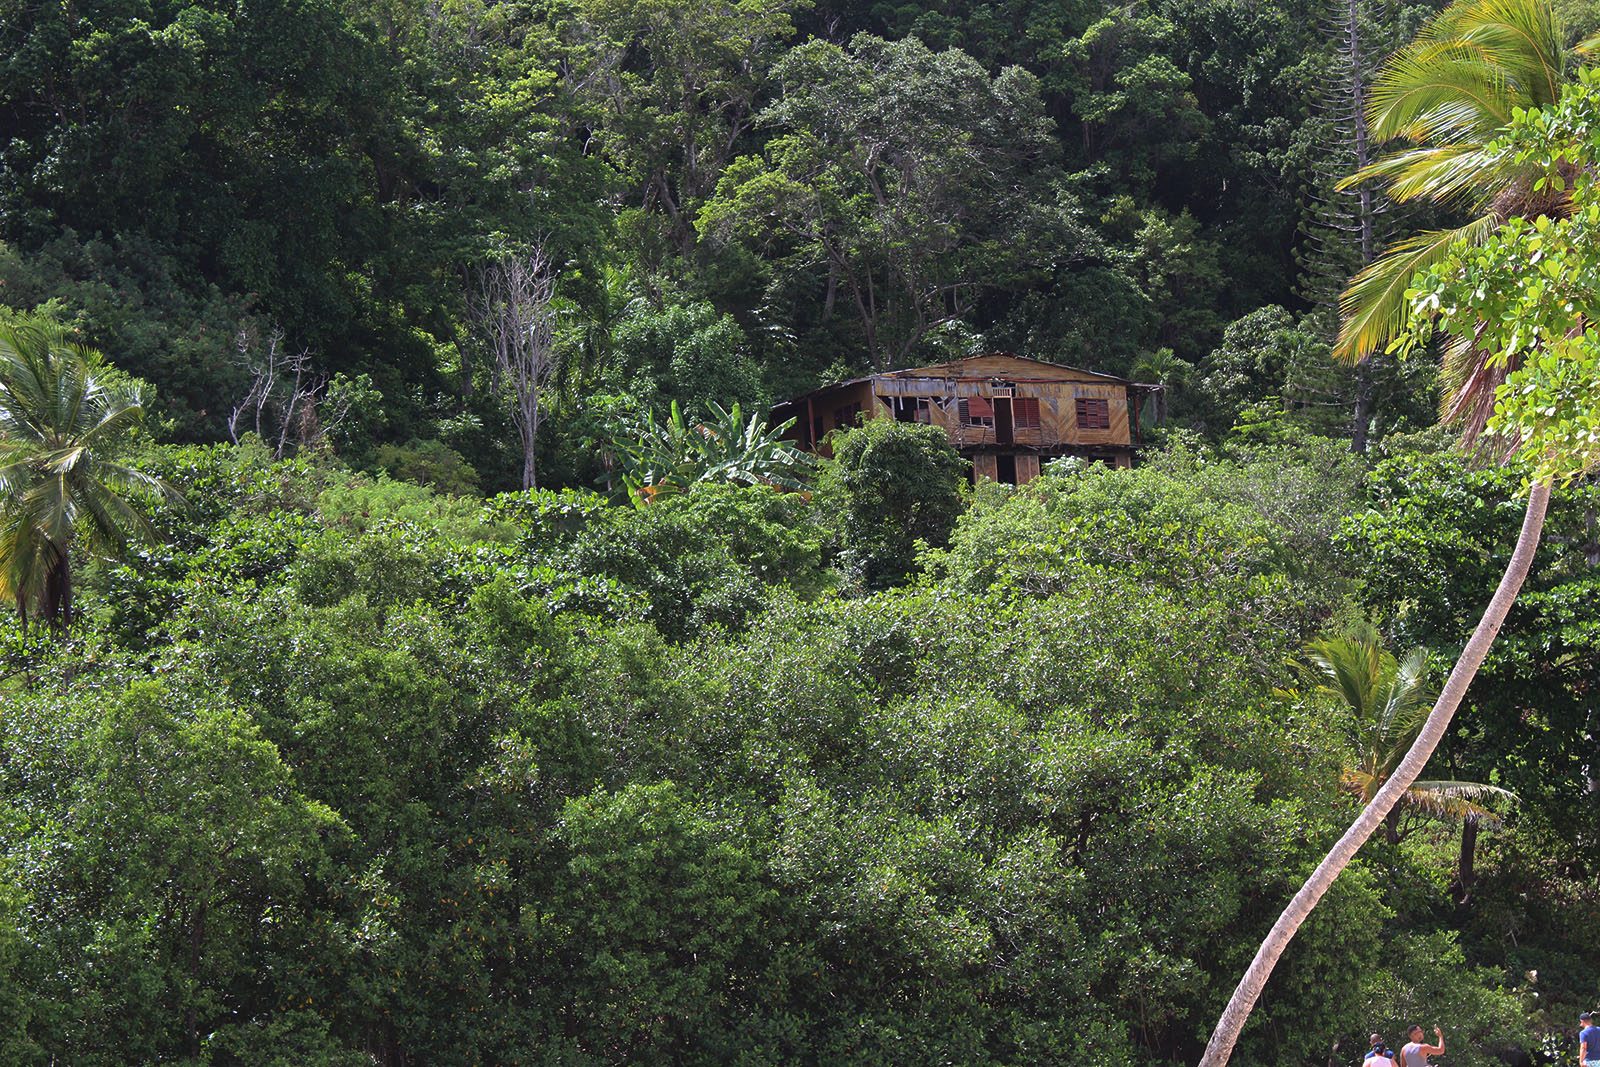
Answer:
xmin=2 ymin=0 xmax=1522 ymax=478
xmin=3 ymin=0 xmax=1600 ymax=1064
xmin=2 ymin=434 xmax=1597 ymax=1066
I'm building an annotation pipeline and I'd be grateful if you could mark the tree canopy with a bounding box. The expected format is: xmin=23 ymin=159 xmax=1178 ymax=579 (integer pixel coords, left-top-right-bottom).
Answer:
xmin=4 ymin=0 xmax=1600 ymax=1063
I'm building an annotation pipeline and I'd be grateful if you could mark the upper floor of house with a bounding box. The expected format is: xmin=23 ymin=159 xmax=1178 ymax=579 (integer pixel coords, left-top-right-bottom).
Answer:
xmin=772 ymin=354 xmax=1145 ymax=469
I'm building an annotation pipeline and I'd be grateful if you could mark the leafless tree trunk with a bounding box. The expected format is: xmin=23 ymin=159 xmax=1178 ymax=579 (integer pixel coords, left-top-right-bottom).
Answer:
xmin=228 ymin=326 xmax=340 ymax=458
xmin=470 ymin=242 xmax=559 ymax=490
xmin=1198 ymin=477 xmax=1552 ymax=1067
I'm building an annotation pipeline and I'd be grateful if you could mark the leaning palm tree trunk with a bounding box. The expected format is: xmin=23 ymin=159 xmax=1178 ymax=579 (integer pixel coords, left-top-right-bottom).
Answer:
xmin=1198 ymin=476 xmax=1551 ymax=1067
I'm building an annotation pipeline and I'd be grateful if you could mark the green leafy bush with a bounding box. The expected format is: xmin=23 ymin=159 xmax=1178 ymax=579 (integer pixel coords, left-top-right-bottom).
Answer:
xmin=818 ymin=418 xmax=969 ymax=589
xmin=371 ymin=439 xmax=481 ymax=496
xmin=0 ymin=433 xmax=1556 ymax=1066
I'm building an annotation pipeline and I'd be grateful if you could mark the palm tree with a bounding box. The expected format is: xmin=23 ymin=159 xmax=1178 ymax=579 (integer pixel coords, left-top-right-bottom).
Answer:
xmin=1304 ymin=634 xmax=1514 ymax=858
xmin=1334 ymin=0 xmax=1591 ymax=436
xmin=1203 ymin=11 xmax=1580 ymax=1051
xmin=1130 ymin=347 xmax=1191 ymax=425
xmin=1202 ymin=486 xmax=1549 ymax=1067
xmin=0 ymin=321 xmax=178 ymax=632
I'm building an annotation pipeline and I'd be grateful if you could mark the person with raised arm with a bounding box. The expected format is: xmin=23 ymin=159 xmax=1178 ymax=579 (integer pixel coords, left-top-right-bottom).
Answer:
xmin=1399 ymin=1025 xmax=1443 ymax=1067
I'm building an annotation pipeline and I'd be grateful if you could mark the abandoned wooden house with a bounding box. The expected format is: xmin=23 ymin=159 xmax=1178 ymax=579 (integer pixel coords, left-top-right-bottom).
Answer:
xmin=771 ymin=354 xmax=1149 ymax=484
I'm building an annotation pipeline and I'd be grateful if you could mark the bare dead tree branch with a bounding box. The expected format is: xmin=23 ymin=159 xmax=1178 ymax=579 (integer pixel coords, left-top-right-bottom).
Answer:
xmin=227 ymin=324 xmax=338 ymax=458
xmin=469 ymin=241 xmax=559 ymax=490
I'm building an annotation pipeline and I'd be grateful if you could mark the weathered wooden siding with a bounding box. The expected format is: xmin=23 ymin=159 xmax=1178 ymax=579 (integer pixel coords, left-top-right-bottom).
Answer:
xmin=779 ymin=357 xmax=1138 ymax=471
xmin=872 ymin=379 xmax=1130 ymax=449
xmin=1027 ymin=382 xmax=1129 ymax=447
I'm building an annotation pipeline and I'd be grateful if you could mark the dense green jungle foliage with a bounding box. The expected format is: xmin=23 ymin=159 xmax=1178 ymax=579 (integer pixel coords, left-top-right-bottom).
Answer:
xmin=0 ymin=432 xmax=1595 ymax=1065
xmin=6 ymin=0 xmax=1600 ymax=1062
xmin=12 ymin=0 xmax=1582 ymax=478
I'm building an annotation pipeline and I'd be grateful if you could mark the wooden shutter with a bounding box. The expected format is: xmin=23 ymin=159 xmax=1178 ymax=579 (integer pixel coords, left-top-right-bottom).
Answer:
xmin=1075 ymin=397 xmax=1110 ymax=430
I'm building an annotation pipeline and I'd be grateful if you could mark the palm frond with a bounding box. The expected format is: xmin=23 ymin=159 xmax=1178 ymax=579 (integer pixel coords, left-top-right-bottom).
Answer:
xmin=0 ymin=319 xmax=170 ymax=627
xmin=1333 ymin=215 xmax=1500 ymax=363
xmin=0 ymin=458 xmax=38 ymax=498
xmin=43 ymin=447 xmax=88 ymax=476
xmin=1373 ymin=646 xmax=1435 ymax=762
xmin=1341 ymin=766 xmax=1383 ymax=805
xmin=0 ymin=504 xmax=53 ymax=608
xmin=22 ymin=475 xmax=75 ymax=554
xmin=91 ymin=460 xmax=183 ymax=506
xmin=1456 ymin=0 xmax=1568 ymax=104
xmin=1414 ymin=778 xmax=1519 ymax=801
xmin=1372 ymin=0 xmax=1571 ymax=138
xmin=1439 ymin=331 xmax=1518 ymax=444
xmin=76 ymin=476 xmax=161 ymax=553
xmin=1306 ymin=635 xmax=1391 ymax=725
xmin=76 ymin=390 xmax=147 ymax=447
xmin=1368 ymin=46 xmax=1520 ymax=141
xmin=1403 ymin=779 xmax=1518 ymax=825
xmin=1343 ymin=144 xmax=1515 ymax=206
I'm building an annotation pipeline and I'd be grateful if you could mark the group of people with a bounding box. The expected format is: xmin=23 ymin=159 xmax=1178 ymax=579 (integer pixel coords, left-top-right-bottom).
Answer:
xmin=1363 ymin=1014 xmax=1600 ymax=1066
xmin=1363 ymin=1026 xmax=1444 ymax=1067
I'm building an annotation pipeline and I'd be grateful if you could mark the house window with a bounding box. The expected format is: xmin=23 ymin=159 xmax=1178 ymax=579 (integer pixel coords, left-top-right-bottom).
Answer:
xmin=1075 ymin=397 xmax=1111 ymax=430
xmin=833 ymin=402 xmax=863 ymax=428
xmin=1014 ymin=397 xmax=1041 ymax=429
xmin=958 ymin=396 xmax=995 ymax=428
xmin=893 ymin=397 xmax=932 ymax=423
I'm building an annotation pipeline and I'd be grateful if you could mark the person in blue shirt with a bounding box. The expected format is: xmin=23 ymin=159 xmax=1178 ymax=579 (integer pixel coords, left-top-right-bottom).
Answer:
xmin=1363 ymin=1034 xmax=1397 ymax=1067
xmin=1579 ymin=1010 xmax=1600 ymax=1066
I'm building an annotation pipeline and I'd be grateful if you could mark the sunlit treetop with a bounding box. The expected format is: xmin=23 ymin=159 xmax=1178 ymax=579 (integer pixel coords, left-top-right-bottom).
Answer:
xmin=1399 ymin=69 xmax=1600 ymax=486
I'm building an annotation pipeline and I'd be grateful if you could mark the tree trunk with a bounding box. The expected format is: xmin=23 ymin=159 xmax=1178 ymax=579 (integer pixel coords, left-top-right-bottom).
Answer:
xmin=40 ymin=547 xmax=72 ymax=631
xmin=458 ymin=263 xmax=475 ymax=398
xmin=1351 ymin=356 xmax=1374 ymax=454
xmin=1455 ymin=815 xmax=1479 ymax=904
xmin=522 ymin=438 xmax=538 ymax=492
xmin=1198 ymin=476 xmax=1552 ymax=1067
xmin=188 ymin=898 xmax=206 ymax=1056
